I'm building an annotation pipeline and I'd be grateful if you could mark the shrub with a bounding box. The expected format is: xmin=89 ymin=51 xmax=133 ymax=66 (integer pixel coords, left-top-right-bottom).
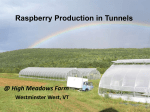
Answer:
xmin=104 ymin=93 xmax=110 ymax=99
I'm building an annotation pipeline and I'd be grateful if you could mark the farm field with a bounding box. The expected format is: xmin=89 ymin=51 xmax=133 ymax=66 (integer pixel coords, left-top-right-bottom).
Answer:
xmin=1 ymin=48 xmax=150 ymax=111
xmin=0 ymin=73 xmax=150 ymax=112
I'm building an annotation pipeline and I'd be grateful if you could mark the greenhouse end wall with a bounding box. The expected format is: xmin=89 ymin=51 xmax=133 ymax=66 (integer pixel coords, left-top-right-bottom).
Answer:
xmin=98 ymin=63 xmax=150 ymax=103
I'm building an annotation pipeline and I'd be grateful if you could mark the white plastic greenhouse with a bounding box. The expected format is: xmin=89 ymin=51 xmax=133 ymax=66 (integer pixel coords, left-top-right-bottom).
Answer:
xmin=98 ymin=59 xmax=150 ymax=103
xmin=19 ymin=67 xmax=101 ymax=81
xmin=77 ymin=68 xmax=101 ymax=79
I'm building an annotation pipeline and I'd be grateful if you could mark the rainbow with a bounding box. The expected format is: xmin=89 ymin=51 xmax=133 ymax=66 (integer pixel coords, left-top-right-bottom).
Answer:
xmin=28 ymin=21 xmax=150 ymax=48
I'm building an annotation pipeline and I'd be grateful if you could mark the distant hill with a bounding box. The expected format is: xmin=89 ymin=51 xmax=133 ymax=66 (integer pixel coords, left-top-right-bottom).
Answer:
xmin=0 ymin=48 xmax=150 ymax=74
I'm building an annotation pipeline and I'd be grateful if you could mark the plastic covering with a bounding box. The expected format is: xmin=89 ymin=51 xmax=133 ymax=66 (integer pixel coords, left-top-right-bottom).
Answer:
xmin=19 ymin=67 xmax=101 ymax=81
xmin=99 ymin=65 xmax=150 ymax=93
xmin=77 ymin=68 xmax=101 ymax=79
xmin=112 ymin=59 xmax=150 ymax=63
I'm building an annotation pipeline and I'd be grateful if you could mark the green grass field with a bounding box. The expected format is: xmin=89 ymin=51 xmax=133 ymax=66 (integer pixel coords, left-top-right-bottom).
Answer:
xmin=1 ymin=73 xmax=150 ymax=112
xmin=1 ymin=48 xmax=150 ymax=111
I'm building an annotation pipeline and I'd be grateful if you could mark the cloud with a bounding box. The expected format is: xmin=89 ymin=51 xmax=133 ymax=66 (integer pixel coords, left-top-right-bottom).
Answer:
xmin=0 ymin=50 xmax=6 ymax=53
xmin=0 ymin=0 xmax=150 ymax=51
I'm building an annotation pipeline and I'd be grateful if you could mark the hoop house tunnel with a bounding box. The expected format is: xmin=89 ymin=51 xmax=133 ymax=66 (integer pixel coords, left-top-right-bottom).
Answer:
xmin=19 ymin=67 xmax=101 ymax=81
xmin=98 ymin=59 xmax=150 ymax=103
xmin=77 ymin=68 xmax=101 ymax=79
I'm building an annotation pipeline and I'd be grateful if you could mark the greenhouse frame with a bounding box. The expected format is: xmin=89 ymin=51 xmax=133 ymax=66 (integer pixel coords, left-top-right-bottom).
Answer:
xmin=77 ymin=68 xmax=101 ymax=79
xmin=19 ymin=67 xmax=101 ymax=81
xmin=98 ymin=59 xmax=150 ymax=103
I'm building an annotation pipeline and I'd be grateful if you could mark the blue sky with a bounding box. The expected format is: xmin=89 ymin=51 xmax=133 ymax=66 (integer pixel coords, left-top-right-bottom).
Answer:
xmin=0 ymin=0 xmax=150 ymax=52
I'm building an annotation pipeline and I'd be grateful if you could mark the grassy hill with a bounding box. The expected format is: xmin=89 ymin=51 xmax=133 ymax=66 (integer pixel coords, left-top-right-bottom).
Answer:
xmin=0 ymin=48 xmax=150 ymax=73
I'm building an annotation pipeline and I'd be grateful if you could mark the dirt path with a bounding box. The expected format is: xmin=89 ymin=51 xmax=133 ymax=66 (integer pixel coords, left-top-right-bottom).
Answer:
xmin=52 ymin=85 xmax=99 ymax=112
xmin=0 ymin=78 xmax=47 ymax=87
xmin=50 ymin=85 xmax=83 ymax=112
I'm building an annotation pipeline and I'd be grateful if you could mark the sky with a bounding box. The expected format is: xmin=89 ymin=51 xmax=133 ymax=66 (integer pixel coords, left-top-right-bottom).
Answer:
xmin=0 ymin=0 xmax=150 ymax=52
